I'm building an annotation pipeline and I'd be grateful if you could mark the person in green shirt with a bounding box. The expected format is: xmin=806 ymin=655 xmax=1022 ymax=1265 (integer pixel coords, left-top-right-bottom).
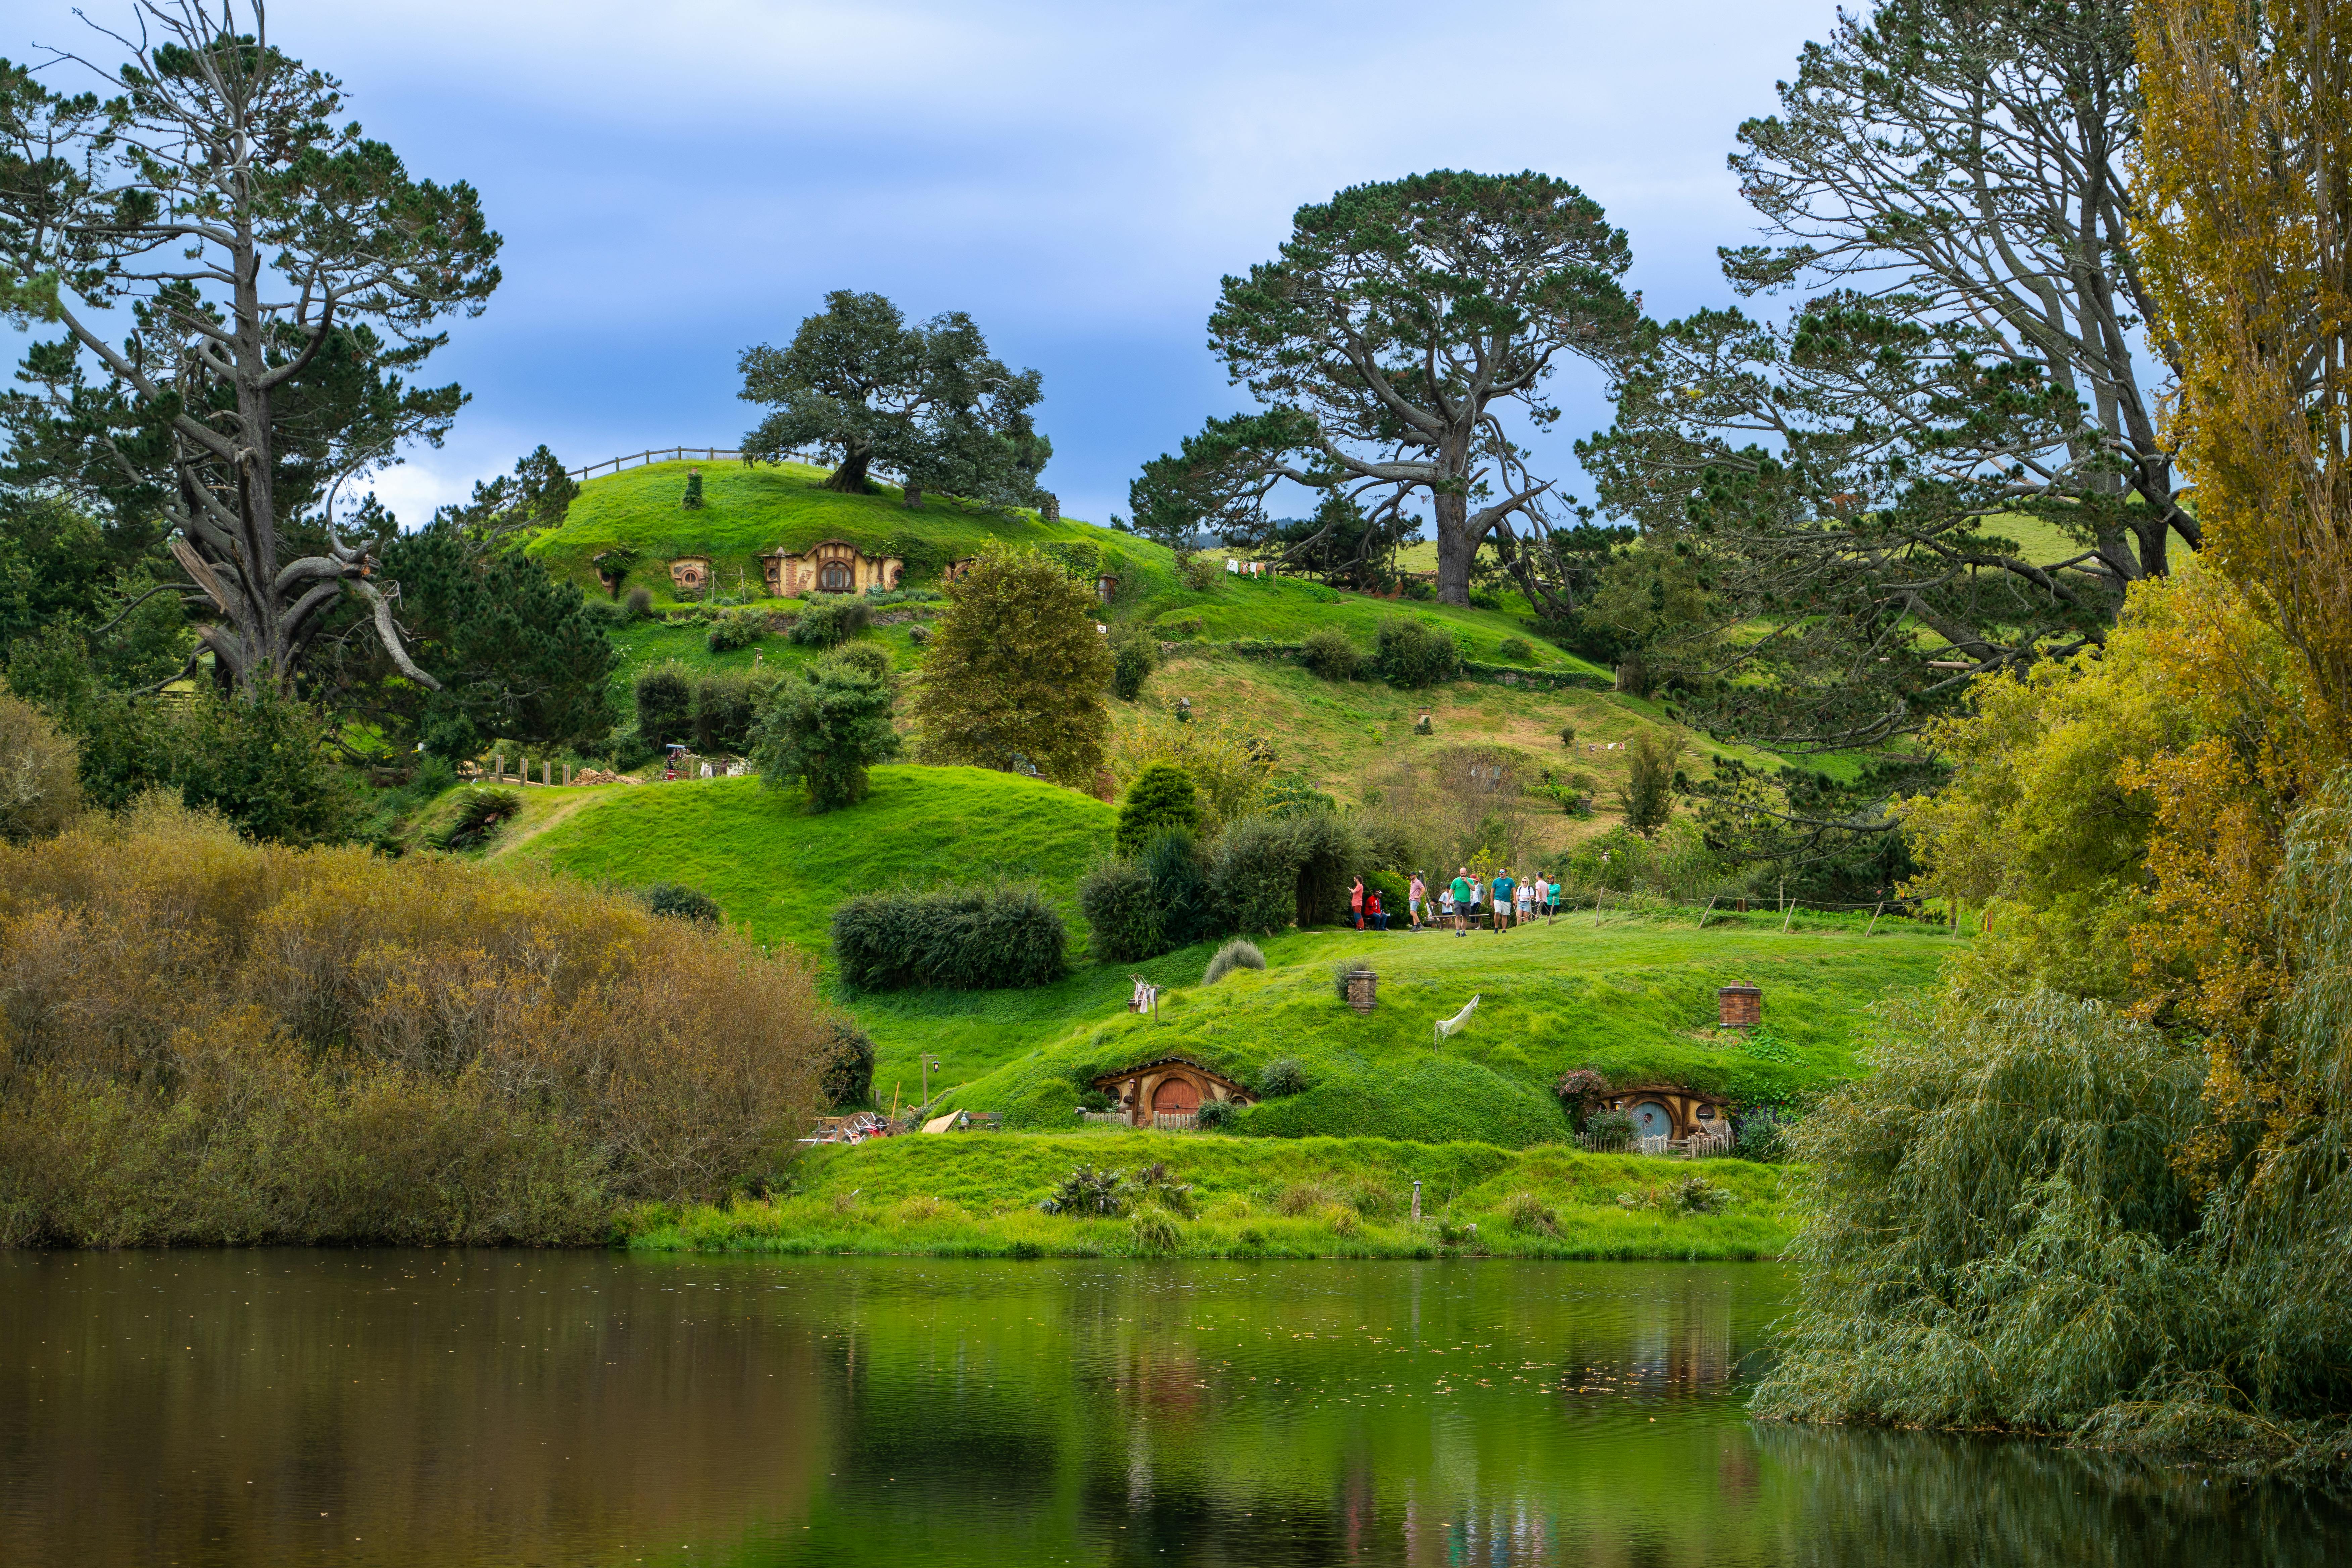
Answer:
xmin=1448 ymin=868 xmax=1474 ymax=936
xmin=1491 ymin=870 xmax=1515 ymax=931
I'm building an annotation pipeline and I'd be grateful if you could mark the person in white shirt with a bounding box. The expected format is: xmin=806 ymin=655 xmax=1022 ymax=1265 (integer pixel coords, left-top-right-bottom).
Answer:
xmin=1516 ymin=877 xmax=1534 ymax=923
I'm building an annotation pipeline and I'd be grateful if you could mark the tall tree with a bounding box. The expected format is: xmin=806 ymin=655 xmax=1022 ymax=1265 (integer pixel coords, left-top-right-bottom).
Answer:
xmin=737 ymin=290 xmax=1048 ymax=508
xmin=1130 ymin=170 xmax=1643 ymax=605
xmin=0 ymin=2 xmax=501 ymax=697
xmin=2136 ymin=0 xmax=2352 ymax=739
xmin=1579 ymin=0 xmax=2175 ymax=752
xmin=907 ymin=545 xmax=1113 ymax=788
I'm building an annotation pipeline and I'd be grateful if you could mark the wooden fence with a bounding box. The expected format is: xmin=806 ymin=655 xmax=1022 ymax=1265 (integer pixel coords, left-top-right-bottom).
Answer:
xmin=1573 ymin=1130 xmax=1738 ymax=1159
xmin=567 ymin=447 xmax=743 ymax=481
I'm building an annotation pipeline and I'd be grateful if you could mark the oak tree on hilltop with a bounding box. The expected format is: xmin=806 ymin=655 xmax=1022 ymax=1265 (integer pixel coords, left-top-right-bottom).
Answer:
xmin=738 ymin=290 xmax=1049 ymax=510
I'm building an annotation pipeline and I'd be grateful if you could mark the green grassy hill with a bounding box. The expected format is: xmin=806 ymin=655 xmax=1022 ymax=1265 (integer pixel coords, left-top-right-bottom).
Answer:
xmin=526 ymin=458 xmax=1171 ymax=606
xmin=912 ymin=910 xmax=1947 ymax=1147
xmin=632 ymin=1131 xmax=1797 ymax=1260
xmin=484 ymin=767 xmax=1115 ymax=959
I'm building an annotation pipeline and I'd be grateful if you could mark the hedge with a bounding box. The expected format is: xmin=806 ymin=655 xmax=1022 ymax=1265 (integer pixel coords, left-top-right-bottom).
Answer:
xmin=830 ymin=883 xmax=1067 ymax=990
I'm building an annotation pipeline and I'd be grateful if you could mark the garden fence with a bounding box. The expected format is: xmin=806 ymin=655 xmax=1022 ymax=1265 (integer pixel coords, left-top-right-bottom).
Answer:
xmin=1573 ymin=1130 xmax=1738 ymax=1159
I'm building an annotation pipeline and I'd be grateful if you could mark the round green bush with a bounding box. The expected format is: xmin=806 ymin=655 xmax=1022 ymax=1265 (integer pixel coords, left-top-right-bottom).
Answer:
xmin=1195 ymin=1097 xmax=1237 ymax=1130
xmin=707 ymin=610 xmax=765 ymax=653
xmin=1111 ymin=632 xmax=1156 ymax=701
xmin=1259 ymin=1057 xmax=1309 ymax=1097
xmin=1301 ymin=626 xmax=1362 ymax=681
xmin=789 ymin=599 xmax=871 ymax=648
xmin=1116 ymin=764 xmax=1201 ymax=855
xmin=1202 ymin=937 xmax=1265 ymax=985
xmin=643 ymin=881 xmax=721 ymax=922
xmin=820 ymin=1020 xmax=876 ymax=1108
xmin=1375 ymin=617 xmax=1461 ymax=689
xmin=1497 ymin=636 xmax=1533 ymax=663
xmin=1078 ymin=855 xmax=1163 ymax=963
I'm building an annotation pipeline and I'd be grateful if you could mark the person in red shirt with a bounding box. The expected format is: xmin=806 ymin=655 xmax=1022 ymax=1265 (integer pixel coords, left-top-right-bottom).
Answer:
xmin=1368 ymin=890 xmax=1386 ymax=930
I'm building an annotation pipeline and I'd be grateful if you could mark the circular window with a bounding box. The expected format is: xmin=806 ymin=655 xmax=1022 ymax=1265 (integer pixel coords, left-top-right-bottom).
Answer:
xmin=819 ymin=561 xmax=853 ymax=592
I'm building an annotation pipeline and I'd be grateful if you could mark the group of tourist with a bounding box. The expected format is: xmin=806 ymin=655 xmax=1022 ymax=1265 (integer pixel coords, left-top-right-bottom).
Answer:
xmin=1347 ymin=869 xmax=1563 ymax=933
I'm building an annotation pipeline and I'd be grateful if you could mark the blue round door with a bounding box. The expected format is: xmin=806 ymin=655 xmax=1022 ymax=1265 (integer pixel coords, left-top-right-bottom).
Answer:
xmin=1633 ymin=1100 xmax=1674 ymax=1138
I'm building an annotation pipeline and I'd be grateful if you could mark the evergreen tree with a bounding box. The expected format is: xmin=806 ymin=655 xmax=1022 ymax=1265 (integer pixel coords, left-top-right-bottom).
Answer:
xmin=753 ymin=651 xmax=902 ymax=811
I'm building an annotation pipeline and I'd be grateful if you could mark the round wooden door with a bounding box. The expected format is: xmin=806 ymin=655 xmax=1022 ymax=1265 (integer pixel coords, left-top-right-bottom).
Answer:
xmin=1633 ymin=1100 xmax=1674 ymax=1138
xmin=1152 ymin=1078 xmax=1201 ymax=1116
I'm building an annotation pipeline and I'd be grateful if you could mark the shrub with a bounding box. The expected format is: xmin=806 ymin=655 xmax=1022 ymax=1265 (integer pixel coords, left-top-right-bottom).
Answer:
xmin=1403 ymin=580 xmax=1434 ymax=601
xmin=156 ymin=687 xmax=360 ymax=846
xmin=1134 ymin=1160 xmax=1195 ymax=1216
xmin=1375 ymin=617 xmax=1461 ymax=688
xmin=1559 ymin=724 xmax=1576 ymax=748
xmin=1116 ymin=763 xmax=1200 ymax=854
xmin=0 ymin=689 xmax=81 ymax=842
xmin=1259 ymin=1057 xmax=1309 ymax=1097
xmin=788 ymin=598 xmax=871 ymax=648
xmin=1042 ymin=1163 xmax=1131 ymax=1216
xmin=1504 ymin=1190 xmax=1559 ymax=1235
xmin=1497 ymin=636 xmax=1533 ymax=663
xmin=681 ymin=469 xmax=704 ymax=509
xmin=1301 ymin=626 xmax=1362 ymax=681
xmin=1554 ymin=1068 xmax=1610 ymax=1128
xmin=0 ymin=803 xmax=830 ymax=1244
xmin=828 ymin=642 xmax=894 ymax=682
xmin=820 ymin=1020 xmax=876 ymax=1109
xmin=1142 ymin=829 xmax=1215 ymax=947
xmin=1669 ymin=1175 xmax=1732 ymax=1215
xmin=693 ymin=672 xmax=761 ymax=753
xmin=634 ymin=663 xmax=694 ymax=747
xmin=1078 ymin=855 xmax=1162 ymax=963
xmin=1111 ymin=629 xmax=1156 ymax=701
xmin=830 ymin=883 xmax=1068 ymax=990
xmin=436 ymin=786 xmax=522 ymax=850
xmin=1733 ymin=1105 xmax=1786 ymax=1161
xmin=625 ymin=585 xmax=653 ymax=619
xmin=1346 ymin=1181 xmax=1403 ymax=1220
xmin=1209 ymin=815 xmax=1301 ymax=934
xmin=1195 ymin=1097 xmax=1237 ymax=1130
xmin=1180 ymin=555 xmax=1216 ymax=590
xmin=644 ymin=882 xmax=720 ymax=922
xmin=1331 ymin=954 xmax=1373 ymax=1002
xmin=908 ymin=546 xmax=1114 ymax=788
xmin=706 ymin=609 xmax=765 ymax=653
xmin=1615 ymin=728 xmax=1686 ymax=837
xmin=1202 ymin=938 xmax=1265 ymax=985
xmin=1129 ymin=1205 xmax=1181 ymax=1253
xmin=1585 ymin=1108 xmax=1635 ymax=1146
xmin=907 ymin=625 xmax=931 ymax=646
xmin=1275 ymin=1180 xmax=1338 ymax=1215
xmin=752 ymin=656 xmax=901 ymax=811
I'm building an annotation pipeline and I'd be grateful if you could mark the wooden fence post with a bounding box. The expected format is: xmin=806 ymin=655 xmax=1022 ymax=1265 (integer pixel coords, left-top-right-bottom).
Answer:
xmin=1699 ymin=894 xmax=1718 ymax=929
xmin=1782 ymin=899 xmax=1797 ymax=935
xmin=1866 ymin=899 xmax=1884 ymax=936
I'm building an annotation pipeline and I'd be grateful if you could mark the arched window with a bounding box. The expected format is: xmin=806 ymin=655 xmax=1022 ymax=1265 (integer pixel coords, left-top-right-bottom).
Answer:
xmin=819 ymin=560 xmax=852 ymax=592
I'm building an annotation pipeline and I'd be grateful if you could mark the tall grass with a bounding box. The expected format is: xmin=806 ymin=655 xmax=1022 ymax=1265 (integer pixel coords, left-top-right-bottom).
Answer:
xmin=0 ymin=800 xmax=830 ymax=1246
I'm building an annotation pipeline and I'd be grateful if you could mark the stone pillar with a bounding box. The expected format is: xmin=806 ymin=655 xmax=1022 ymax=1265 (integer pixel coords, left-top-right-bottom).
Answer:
xmin=1040 ymin=492 xmax=1060 ymax=526
xmin=491 ymin=752 xmax=502 ymax=782
xmin=1346 ymin=969 xmax=1378 ymax=1014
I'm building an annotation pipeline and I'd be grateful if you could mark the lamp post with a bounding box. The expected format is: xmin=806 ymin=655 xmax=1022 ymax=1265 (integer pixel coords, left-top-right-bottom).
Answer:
xmin=922 ymin=1055 xmax=940 ymax=1114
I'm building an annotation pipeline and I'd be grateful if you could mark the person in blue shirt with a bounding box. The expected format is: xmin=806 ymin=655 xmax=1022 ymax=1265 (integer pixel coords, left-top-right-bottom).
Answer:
xmin=1491 ymin=870 xmax=1515 ymax=931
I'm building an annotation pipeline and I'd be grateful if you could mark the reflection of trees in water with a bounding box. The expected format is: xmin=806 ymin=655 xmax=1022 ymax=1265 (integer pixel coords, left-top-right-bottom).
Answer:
xmin=0 ymin=1254 xmax=818 ymax=1567
xmin=1749 ymin=1424 xmax=2352 ymax=1568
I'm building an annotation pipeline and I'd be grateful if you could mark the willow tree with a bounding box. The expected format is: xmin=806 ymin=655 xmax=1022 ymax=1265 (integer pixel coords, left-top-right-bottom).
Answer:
xmin=0 ymin=2 xmax=501 ymax=696
xmin=1130 ymin=170 xmax=1642 ymax=605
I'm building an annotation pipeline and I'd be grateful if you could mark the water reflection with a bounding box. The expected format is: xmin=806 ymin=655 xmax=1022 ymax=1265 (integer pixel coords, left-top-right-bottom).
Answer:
xmin=0 ymin=1253 xmax=2343 ymax=1567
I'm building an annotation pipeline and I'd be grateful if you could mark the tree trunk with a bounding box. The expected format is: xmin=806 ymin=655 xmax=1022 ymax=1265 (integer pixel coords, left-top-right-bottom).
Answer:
xmin=1433 ymin=490 xmax=1474 ymax=606
xmin=824 ymin=449 xmax=872 ymax=493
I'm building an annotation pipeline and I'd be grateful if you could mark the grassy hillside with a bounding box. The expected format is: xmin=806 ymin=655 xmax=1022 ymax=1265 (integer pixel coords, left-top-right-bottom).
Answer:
xmin=484 ymin=767 xmax=1115 ymax=959
xmin=913 ymin=910 xmax=1947 ymax=1146
xmin=628 ymin=1131 xmax=1796 ymax=1261
xmin=527 ymin=458 xmax=1180 ymax=606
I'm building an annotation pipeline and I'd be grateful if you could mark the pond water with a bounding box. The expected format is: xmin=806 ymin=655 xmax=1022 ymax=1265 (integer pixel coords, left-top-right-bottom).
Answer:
xmin=2 ymin=1252 xmax=2346 ymax=1566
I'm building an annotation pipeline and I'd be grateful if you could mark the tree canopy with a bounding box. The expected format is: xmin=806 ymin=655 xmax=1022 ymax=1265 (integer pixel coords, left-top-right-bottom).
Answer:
xmin=738 ymin=290 xmax=1049 ymax=509
xmin=908 ymin=546 xmax=1113 ymax=788
xmin=0 ymin=3 xmax=501 ymax=697
xmin=1131 ymin=170 xmax=1642 ymax=605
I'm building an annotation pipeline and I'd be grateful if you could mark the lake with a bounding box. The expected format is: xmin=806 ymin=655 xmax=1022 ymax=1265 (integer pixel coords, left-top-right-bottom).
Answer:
xmin=2 ymin=1253 xmax=2345 ymax=1566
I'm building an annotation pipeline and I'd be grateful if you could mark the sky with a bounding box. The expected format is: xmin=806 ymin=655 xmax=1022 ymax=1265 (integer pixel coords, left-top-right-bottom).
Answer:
xmin=12 ymin=0 xmax=1840 ymax=529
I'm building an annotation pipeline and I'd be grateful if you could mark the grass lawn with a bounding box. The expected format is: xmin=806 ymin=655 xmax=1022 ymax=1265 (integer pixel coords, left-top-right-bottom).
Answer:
xmin=626 ymin=1131 xmax=1795 ymax=1261
xmin=526 ymin=458 xmax=1179 ymax=607
xmin=485 ymin=766 xmax=1115 ymax=959
xmin=881 ymin=903 xmax=1950 ymax=1146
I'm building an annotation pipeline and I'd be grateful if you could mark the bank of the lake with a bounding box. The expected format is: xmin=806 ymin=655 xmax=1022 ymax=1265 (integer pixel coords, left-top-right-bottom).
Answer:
xmin=625 ymin=1132 xmax=1794 ymax=1260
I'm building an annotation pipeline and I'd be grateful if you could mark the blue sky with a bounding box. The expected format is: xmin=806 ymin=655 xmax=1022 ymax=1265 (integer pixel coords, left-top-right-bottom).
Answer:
xmin=18 ymin=0 xmax=1837 ymax=529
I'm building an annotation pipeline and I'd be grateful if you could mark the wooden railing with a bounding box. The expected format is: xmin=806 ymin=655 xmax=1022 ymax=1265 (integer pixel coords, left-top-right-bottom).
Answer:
xmin=1152 ymin=1112 xmax=1199 ymax=1132
xmin=1573 ymin=1130 xmax=1738 ymax=1159
xmin=568 ymin=446 xmax=743 ymax=481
